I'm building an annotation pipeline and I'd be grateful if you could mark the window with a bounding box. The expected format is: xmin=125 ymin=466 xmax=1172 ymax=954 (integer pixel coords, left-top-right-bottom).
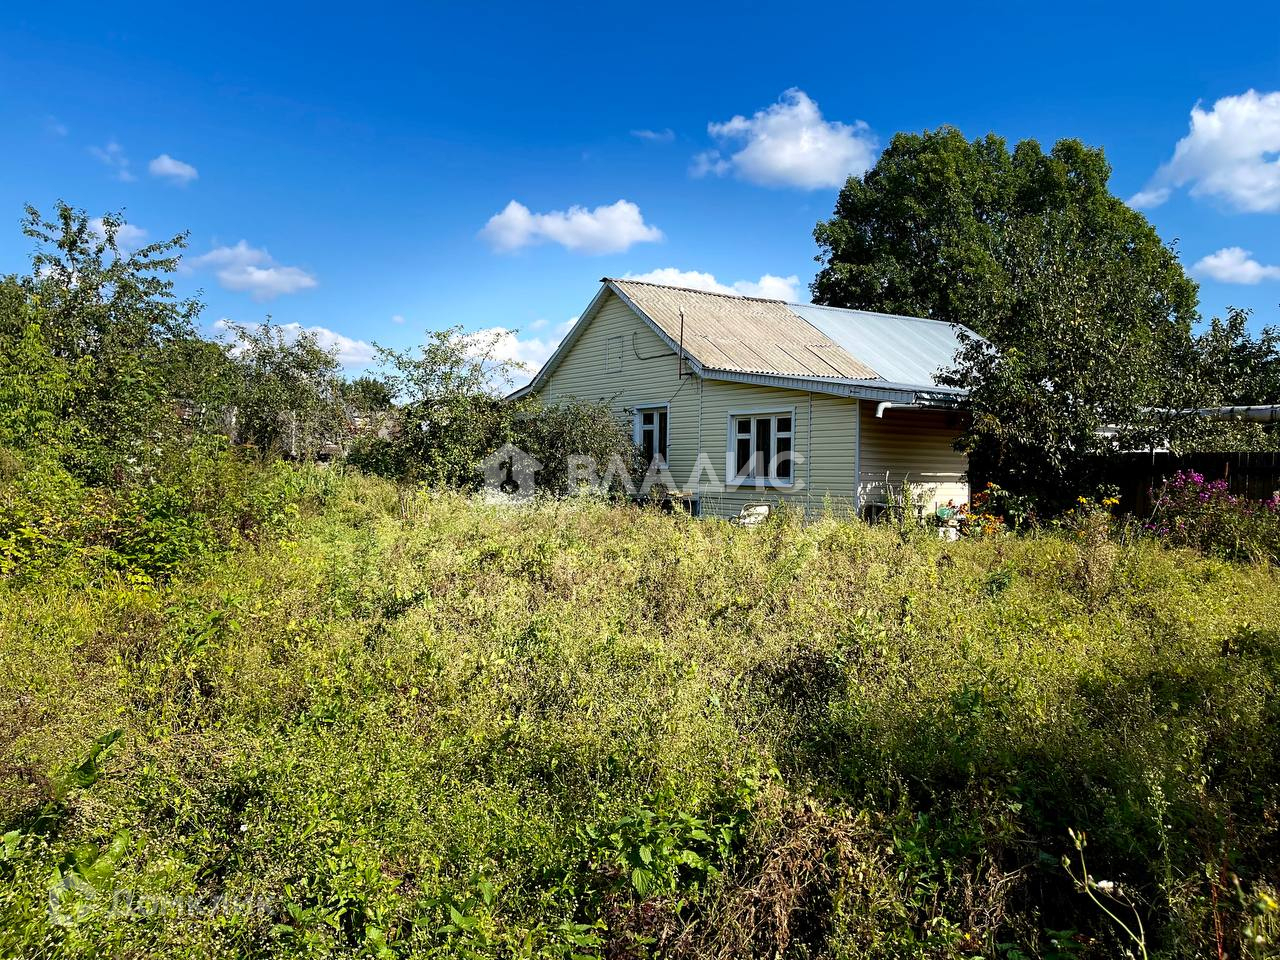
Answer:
xmin=605 ymin=336 xmax=624 ymax=373
xmin=731 ymin=412 xmax=794 ymax=483
xmin=635 ymin=406 xmax=668 ymax=466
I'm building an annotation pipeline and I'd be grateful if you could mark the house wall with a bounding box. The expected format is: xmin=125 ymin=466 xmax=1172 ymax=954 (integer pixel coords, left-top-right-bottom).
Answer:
xmin=857 ymin=402 xmax=969 ymax=510
xmin=539 ymin=291 xmax=702 ymax=491
xmin=693 ymin=380 xmax=858 ymax=520
xmin=534 ymin=289 xmax=968 ymax=519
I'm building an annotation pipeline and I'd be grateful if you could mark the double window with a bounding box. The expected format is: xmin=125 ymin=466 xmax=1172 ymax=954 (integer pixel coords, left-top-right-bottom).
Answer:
xmin=732 ymin=412 xmax=793 ymax=483
xmin=635 ymin=406 xmax=668 ymax=466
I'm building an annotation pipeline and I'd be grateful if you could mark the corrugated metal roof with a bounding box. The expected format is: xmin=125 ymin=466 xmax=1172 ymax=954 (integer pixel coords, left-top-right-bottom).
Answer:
xmin=610 ymin=279 xmax=878 ymax=380
xmin=608 ymin=279 xmax=968 ymax=390
xmin=790 ymin=303 xmax=966 ymax=388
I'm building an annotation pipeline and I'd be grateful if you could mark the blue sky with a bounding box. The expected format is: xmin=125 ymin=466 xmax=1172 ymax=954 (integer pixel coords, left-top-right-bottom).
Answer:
xmin=3 ymin=2 xmax=1279 ymax=382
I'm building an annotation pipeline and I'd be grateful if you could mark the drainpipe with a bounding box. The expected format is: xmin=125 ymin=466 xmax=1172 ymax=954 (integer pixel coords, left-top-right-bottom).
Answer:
xmin=875 ymin=401 xmax=894 ymax=418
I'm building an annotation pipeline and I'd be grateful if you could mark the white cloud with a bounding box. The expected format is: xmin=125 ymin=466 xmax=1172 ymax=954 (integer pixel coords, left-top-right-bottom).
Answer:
xmin=471 ymin=316 xmax=580 ymax=387
xmin=693 ymin=88 xmax=878 ymax=189
xmin=90 ymin=141 xmax=135 ymax=182
xmin=44 ymin=116 xmax=68 ymax=137
xmin=149 ymin=153 xmax=199 ymax=184
xmin=89 ymin=217 xmax=147 ymax=250
xmin=632 ymin=128 xmax=674 ymax=143
xmin=481 ymin=199 xmax=663 ymax=254
xmin=391 ymin=314 xmax=406 ymax=324
xmin=623 ymin=267 xmax=801 ymax=302
xmin=190 ymin=240 xmax=317 ymax=301
xmin=214 ymin=318 xmax=374 ymax=366
xmin=1127 ymin=186 xmax=1171 ymax=209
xmin=1194 ymin=247 xmax=1280 ymax=284
xmin=1130 ymin=90 xmax=1280 ymax=212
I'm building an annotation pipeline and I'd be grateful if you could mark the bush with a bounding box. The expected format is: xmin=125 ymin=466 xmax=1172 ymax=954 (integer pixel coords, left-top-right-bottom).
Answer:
xmin=1149 ymin=469 xmax=1280 ymax=563
xmin=4 ymin=492 xmax=1280 ymax=958
xmin=0 ymin=445 xmax=322 ymax=585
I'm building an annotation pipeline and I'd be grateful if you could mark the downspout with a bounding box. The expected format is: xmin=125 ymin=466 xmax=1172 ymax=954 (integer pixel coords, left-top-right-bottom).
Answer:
xmin=696 ymin=373 xmax=704 ymax=512
xmin=876 ymin=401 xmax=894 ymax=418
xmin=806 ymin=392 xmax=813 ymax=519
xmin=854 ymin=400 xmax=862 ymax=516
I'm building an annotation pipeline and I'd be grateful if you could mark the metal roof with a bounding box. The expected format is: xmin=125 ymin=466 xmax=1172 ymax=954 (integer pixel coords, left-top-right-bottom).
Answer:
xmin=790 ymin=302 xmax=967 ymax=388
xmin=512 ymin=278 xmax=975 ymax=402
xmin=610 ymin=279 xmax=970 ymax=388
xmin=609 ymin=279 xmax=877 ymax=380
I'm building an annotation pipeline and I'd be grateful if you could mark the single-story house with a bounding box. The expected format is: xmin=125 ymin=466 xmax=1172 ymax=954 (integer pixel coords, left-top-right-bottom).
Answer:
xmin=511 ymin=278 xmax=975 ymax=519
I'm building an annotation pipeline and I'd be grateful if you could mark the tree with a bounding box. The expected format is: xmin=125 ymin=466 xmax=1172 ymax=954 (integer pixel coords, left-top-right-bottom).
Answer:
xmin=348 ymin=326 xmax=525 ymax=485
xmin=1195 ymin=308 xmax=1280 ymax=406
xmin=10 ymin=203 xmax=203 ymax=479
xmin=219 ymin=321 xmax=345 ymax=459
xmin=813 ymin=129 xmax=1210 ymax=505
xmin=812 ymin=129 xmax=1199 ymax=335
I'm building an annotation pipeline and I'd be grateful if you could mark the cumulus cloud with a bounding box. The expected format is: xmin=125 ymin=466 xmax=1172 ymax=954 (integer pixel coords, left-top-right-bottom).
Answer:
xmin=90 ymin=141 xmax=135 ymax=181
xmin=471 ymin=316 xmax=580 ymax=387
xmin=692 ymin=89 xmax=878 ymax=189
xmin=623 ymin=267 xmax=802 ymax=302
xmin=89 ymin=217 xmax=147 ymax=250
xmin=481 ymin=199 xmax=663 ymax=254
xmin=631 ymin=128 xmax=675 ymax=143
xmin=190 ymin=241 xmax=318 ymax=301
xmin=149 ymin=153 xmax=199 ymax=184
xmin=1194 ymin=247 xmax=1280 ymax=284
xmin=214 ymin=319 xmax=375 ymax=366
xmin=1130 ymin=90 xmax=1280 ymax=212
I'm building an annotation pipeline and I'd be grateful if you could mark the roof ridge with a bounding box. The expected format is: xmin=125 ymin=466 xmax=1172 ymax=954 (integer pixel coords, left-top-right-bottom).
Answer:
xmin=797 ymin=301 xmax=959 ymax=328
xmin=605 ymin=276 xmax=787 ymax=307
xmin=607 ymin=276 xmax=958 ymax=328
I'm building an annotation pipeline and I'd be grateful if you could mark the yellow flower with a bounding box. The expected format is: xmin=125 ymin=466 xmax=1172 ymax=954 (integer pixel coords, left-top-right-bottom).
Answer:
xmin=1077 ymin=496 xmax=1089 ymax=505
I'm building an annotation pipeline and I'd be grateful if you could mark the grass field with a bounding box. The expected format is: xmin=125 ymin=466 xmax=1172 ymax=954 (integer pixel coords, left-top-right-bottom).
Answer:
xmin=3 ymin=470 xmax=1280 ymax=958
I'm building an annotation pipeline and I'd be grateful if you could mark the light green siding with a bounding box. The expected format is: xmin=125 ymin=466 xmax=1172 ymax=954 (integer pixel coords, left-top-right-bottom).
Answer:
xmin=857 ymin=402 xmax=969 ymax=510
xmin=692 ymin=381 xmax=857 ymax=519
xmin=539 ymin=291 xmax=701 ymax=491
xmin=532 ymin=289 xmax=967 ymax=519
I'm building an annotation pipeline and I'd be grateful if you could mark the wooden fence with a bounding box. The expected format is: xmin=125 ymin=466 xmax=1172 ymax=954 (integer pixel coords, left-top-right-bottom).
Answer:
xmin=1099 ymin=451 xmax=1280 ymax=515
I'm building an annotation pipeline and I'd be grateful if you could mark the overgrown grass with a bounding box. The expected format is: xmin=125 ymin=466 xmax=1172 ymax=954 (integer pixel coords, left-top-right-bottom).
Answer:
xmin=3 ymin=469 xmax=1280 ymax=958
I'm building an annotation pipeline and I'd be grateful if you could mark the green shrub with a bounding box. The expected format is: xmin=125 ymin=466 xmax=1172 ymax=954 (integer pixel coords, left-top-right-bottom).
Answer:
xmin=1148 ymin=469 xmax=1280 ymax=564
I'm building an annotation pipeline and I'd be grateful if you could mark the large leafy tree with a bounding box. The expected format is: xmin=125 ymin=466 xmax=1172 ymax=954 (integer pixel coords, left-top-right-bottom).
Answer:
xmin=812 ymin=128 xmax=1212 ymax=505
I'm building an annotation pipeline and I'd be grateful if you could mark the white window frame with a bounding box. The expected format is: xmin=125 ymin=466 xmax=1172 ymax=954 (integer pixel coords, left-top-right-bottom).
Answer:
xmin=633 ymin=402 xmax=669 ymax=467
xmin=726 ymin=407 xmax=796 ymax=488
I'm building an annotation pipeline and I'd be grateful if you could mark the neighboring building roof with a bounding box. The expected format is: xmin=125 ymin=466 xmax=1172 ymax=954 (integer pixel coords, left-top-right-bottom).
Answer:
xmin=513 ymin=278 xmax=976 ymax=404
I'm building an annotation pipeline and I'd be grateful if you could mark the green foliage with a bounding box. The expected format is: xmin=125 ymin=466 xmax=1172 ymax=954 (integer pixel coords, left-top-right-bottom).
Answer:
xmin=811 ymin=128 xmax=1272 ymax=508
xmin=1148 ymin=470 xmax=1280 ymax=564
xmin=3 ymin=487 xmax=1280 ymax=958
xmin=813 ymin=130 xmax=1197 ymax=333
xmin=15 ymin=202 xmax=204 ymax=481
xmin=348 ymin=327 xmax=639 ymax=493
xmin=347 ymin=326 xmax=524 ymax=486
xmin=218 ymin=320 xmax=346 ymax=459
xmin=518 ymin=399 xmax=644 ymax=496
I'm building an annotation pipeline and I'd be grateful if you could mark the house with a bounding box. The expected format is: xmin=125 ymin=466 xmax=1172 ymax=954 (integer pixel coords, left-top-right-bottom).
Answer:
xmin=511 ymin=278 xmax=975 ymax=519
